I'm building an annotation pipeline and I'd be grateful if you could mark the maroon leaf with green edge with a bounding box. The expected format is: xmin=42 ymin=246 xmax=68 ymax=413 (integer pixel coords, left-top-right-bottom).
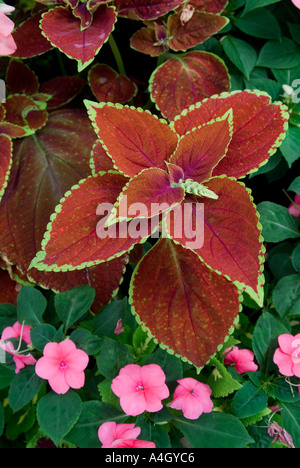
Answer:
xmin=166 ymin=162 xmax=185 ymax=183
xmin=0 ymin=269 xmax=19 ymax=305
xmin=169 ymin=110 xmax=233 ymax=184
xmin=172 ymin=90 xmax=289 ymax=179
xmin=6 ymin=60 xmax=39 ymax=96
xmin=88 ymin=64 xmax=137 ymax=104
xmin=191 ymin=0 xmax=228 ymax=13
xmin=2 ymin=95 xmax=48 ymax=134
xmin=130 ymin=237 xmax=240 ymax=368
xmin=12 ymin=10 xmax=53 ymax=58
xmin=130 ymin=25 xmax=167 ymax=57
xmin=90 ymin=140 xmax=116 ymax=175
xmin=167 ymin=11 xmax=228 ymax=51
xmin=115 ymin=0 xmax=184 ymax=19
xmin=149 ymin=51 xmax=230 ymax=121
xmin=40 ymin=5 xmax=117 ymax=71
xmin=0 ymin=109 xmax=127 ymax=311
xmin=164 ymin=176 xmax=265 ymax=305
xmin=29 ymin=172 xmax=160 ymax=272
xmin=85 ymin=101 xmax=178 ymax=177
xmin=40 ymin=76 xmax=85 ymax=109
xmin=0 ymin=135 xmax=12 ymax=203
xmin=106 ymin=168 xmax=185 ymax=225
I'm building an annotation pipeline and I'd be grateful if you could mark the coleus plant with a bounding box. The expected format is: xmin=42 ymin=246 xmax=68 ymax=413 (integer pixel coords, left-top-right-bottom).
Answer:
xmin=30 ymin=90 xmax=289 ymax=368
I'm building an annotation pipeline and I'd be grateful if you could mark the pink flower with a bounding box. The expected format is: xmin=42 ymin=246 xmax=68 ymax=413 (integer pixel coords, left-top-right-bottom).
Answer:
xmin=273 ymin=333 xmax=300 ymax=377
xmin=292 ymin=0 xmax=300 ymax=9
xmin=111 ymin=363 xmax=169 ymax=416
xmin=98 ymin=421 xmax=155 ymax=448
xmin=98 ymin=422 xmax=141 ymax=448
xmin=35 ymin=339 xmax=89 ymax=394
xmin=223 ymin=346 xmax=258 ymax=374
xmin=0 ymin=321 xmax=36 ymax=373
xmin=169 ymin=377 xmax=213 ymax=420
xmin=288 ymin=194 xmax=300 ymax=218
xmin=0 ymin=4 xmax=17 ymax=56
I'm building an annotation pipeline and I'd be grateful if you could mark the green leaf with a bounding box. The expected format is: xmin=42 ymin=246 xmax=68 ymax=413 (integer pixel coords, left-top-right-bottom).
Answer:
xmin=8 ymin=366 xmax=44 ymax=412
xmin=232 ymin=381 xmax=268 ymax=419
xmin=30 ymin=323 xmax=57 ymax=351
xmin=243 ymin=0 xmax=281 ymax=15
xmin=252 ymin=311 xmax=290 ymax=373
xmin=0 ymin=403 xmax=4 ymax=438
xmin=17 ymin=286 xmax=47 ymax=326
xmin=0 ymin=364 xmax=15 ymax=390
xmin=273 ymin=378 xmax=300 ymax=403
xmin=132 ymin=325 xmax=157 ymax=360
xmin=235 ymin=9 xmax=281 ymax=40
xmin=175 ymin=412 xmax=254 ymax=448
xmin=93 ymin=297 xmax=134 ymax=337
xmin=135 ymin=414 xmax=171 ymax=448
xmin=245 ymin=78 xmax=281 ymax=101
xmin=54 ymin=285 xmax=95 ymax=331
xmin=144 ymin=346 xmax=183 ymax=383
xmin=257 ymin=38 xmax=300 ymax=69
xmin=272 ymin=274 xmax=300 ymax=317
xmin=280 ymin=401 xmax=300 ymax=448
xmin=69 ymin=328 xmax=102 ymax=355
xmin=96 ymin=337 xmax=134 ymax=379
xmin=36 ymin=390 xmax=82 ymax=447
xmin=268 ymin=241 xmax=296 ymax=279
xmin=280 ymin=126 xmax=300 ymax=167
xmin=292 ymin=245 xmax=300 ymax=272
xmin=0 ymin=303 xmax=16 ymax=334
xmin=257 ymin=201 xmax=300 ymax=242
xmin=207 ymin=357 xmax=242 ymax=398
xmin=289 ymin=176 xmax=300 ymax=194
xmin=65 ymin=400 xmax=128 ymax=448
xmin=222 ymin=35 xmax=257 ymax=79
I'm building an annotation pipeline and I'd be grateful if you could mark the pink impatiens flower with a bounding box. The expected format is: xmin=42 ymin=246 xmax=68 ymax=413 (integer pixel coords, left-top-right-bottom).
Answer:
xmin=273 ymin=333 xmax=300 ymax=377
xmin=223 ymin=346 xmax=258 ymax=374
xmin=35 ymin=339 xmax=89 ymax=394
xmin=0 ymin=321 xmax=36 ymax=374
xmin=288 ymin=194 xmax=300 ymax=218
xmin=291 ymin=0 xmax=300 ymax=9
xmin=0 ymin=3 xmax=17 ymax=56
xmin=98 ymin=421 xmax=155 ymax=448
xmin=111 ymin=363 xmax=169 ymax=416
xmin=169 ymin=377 xmax=213 ymax=420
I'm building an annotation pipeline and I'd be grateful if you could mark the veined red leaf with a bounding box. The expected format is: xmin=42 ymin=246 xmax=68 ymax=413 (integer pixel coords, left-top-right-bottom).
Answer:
xmin=85 ymin=101 xmax=178 ymax=177
xmin=12 ymin=10 xmax=53 ymax=58
xmin=130 ymin=26 xmax=167 ymax=57
xmin=167 ymin=11 xmax=228 ymax=51
xmin=115 ymin=0 xmax=184 ymax=19
xmin=106 ymin=167 xmax=185 ymax=225
xmin=166 ymin=162 xmax=185 ymax=183
xmin=29 ymin=172 xmax=159 ymax=271
xmin=149 ymin=51 xmax=230 ymax=121
xmin=130 ymin=237 xmax=240 ymax=367
xmin=6 ymin=60 xmax=39 ymax=96
xmin=40 ymin=5 xmax=117 ymax=71
xmin=0 ymin=269 xmax=20 ymax=305
xmin=164 ymin=176 xmax=265 ymax=305
xmin=0 ymin=135 xmax=12 ymax=203
xmin=169 ymin=110 xmax=233 ymax=184
xmin=2 ymin=95 xmax=48 ymax=134
xmin=90 ymin=139 xmax=116 ymax=175
xmin=191 ymin=0 xmax=228 ymax=13
xmin=40 ymin=76 xmax=85 ymax=109
xmin=88 ymin=64 xmax=137 ymax=104
xmin=172 ymin=90 xmax=289 ymax=179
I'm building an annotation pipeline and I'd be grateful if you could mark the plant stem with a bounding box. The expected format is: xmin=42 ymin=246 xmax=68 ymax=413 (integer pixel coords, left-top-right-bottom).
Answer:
xmin=108 ymin=34 xmax=126 ymax=76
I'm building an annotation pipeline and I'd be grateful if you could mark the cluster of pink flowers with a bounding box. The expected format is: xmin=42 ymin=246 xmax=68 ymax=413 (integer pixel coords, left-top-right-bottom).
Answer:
xmin=0 ymin=3 xmax=17 ymax=56
xmin=98 ymin=421 xmax=156 ymax=448
xmin=0 ymin=321 xmax=36 ymax=373
xmin=273 ymin=333 xmax=300 ymax=393
xmin=223 ymin=346 xmax=258 ymax=374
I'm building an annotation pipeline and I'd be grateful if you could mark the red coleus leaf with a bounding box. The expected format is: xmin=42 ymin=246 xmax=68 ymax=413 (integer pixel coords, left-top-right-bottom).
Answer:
xmin=0 ymin=269 xmax=20 ymax=305
xmin=167 ymin=11 xmax=228 ymax=51
xmin=12 ymin=10 xmax=53 ymax=58
xmin=115 ymin=0 xmax=184 ymax=20
xmin=6 ymin=60 xmax=39 ymax=96
xmin=169 ymin=110 xmax=233 ymax=184
xmin=130 ymin=25 xmax=167 ymax=57
xmin=172 ymin=90 xmax=289 ymax=178
xmin=165 ymin=176 xmax=265 ymax=304
xmin=130 ymin=237 xmax=240 ymax=367
xmin=85 ymin=101 xmax=178 ymax=177
xmin=0 ymin=109 xmax=126 ymax=310
xmin=40 ymin=5 xmax=117 ymax=71
xmin=30 ymin=172 xmax=159 ymax=271
xmin=40 ymin=76 xmax=85 ymax=109
xmin=90 ymin=140 xmax=116 ymax=174
xmin=2 ymin=95 xmax=48 ymax=134
xmin=0 ymin=135 xmax=12 ymax=203
xmin=190 ymin=0 xmax=228 ymax=14
xmin=107 ymin=167 xmax=185 ymax=225
xmin=88 ymin=64 xmax=137 ymax=104
xmin=149 ymin=51 xmax=230 ymax=121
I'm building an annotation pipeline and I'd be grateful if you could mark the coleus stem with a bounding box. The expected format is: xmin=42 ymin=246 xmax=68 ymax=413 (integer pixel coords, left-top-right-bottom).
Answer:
xmin=108 ymin=34 xmax=126 ymax=76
